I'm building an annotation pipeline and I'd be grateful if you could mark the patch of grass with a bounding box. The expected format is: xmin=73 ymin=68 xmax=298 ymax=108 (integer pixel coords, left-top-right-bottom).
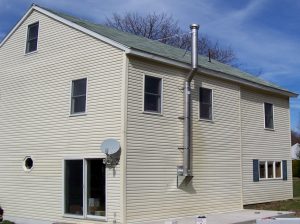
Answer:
xmin=244 ymin=177 xmax=300 ymax=217
xmin=1 ymin=221 xmax=15 ymax=224
xmin=244 ymin=179 xmax=300 ymax=217
xmin=245 ymin=199 xmax=300 ymax=217
xmin=294 ymin=177 xmax=300 ymax=198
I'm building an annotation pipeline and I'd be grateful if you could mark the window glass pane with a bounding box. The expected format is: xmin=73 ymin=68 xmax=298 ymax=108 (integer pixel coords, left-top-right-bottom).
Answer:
xmin=144 ymin=94 xmax=161 ymax=112
xmin=72 ymin=96 xmax=86 ymax=114
xmin=267 ymin=161 xmax=274 ymax=178
xmin=71 ymin=79 xmax=87 ymax=114
xmin=28 ymin=39 xmax=38 ymax=52
xmin=144 ymin=76 xmax=162 ymax=113
xmin=145 ymin=76 xmax=161 ymax=94
xmin=73 ymin=79 xmax=87 ymax=96
xmin=65 ymin=160 xmax=83 ymax=215
xmin=200 ymin=88 xmax=211 ymax=104
xmin=259 ymin=161 xmax=266 ymax=178
xmin=275 ymin=162 xmax=281 ymax=178
xmin=28 ymin=23 xmax=39 ymax=39
xmin=26 ymin=23 xmax=39 ymax=53
xmin=200 ymin=104 xmax=212 ymax=120
xmin=265 ymin=103 xmax=274 ymax=129
xmin=199 ymin=88 xmax=212 ymax=120
xmin=87 ymin=159 xmax=106 ymax=217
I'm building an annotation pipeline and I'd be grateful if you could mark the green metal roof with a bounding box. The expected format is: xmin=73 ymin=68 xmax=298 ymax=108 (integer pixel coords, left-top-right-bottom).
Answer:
xmin=41 ymin=6 xmax=297 ymax=96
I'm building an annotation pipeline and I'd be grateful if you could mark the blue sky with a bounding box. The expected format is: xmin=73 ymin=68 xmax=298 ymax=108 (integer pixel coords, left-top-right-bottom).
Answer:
xmin=1 ymin=0 xmax=299 ymax=132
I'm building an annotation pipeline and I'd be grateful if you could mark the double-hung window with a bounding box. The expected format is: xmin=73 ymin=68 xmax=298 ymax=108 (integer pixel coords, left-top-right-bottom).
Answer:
xmin=26 ymin=22 xmax=39 ymax=53
xmin=71 ymin=78 xmax=87 ymax=114
xmin=264 ymin=102 xmax=274 ymax=129
xmin=199 ymin=87 xmax=212 ymax=120
xmin=64 ymin=159 xmax=106 ymax=218
xmin=144 ymin=75 xmax=162 ymax=113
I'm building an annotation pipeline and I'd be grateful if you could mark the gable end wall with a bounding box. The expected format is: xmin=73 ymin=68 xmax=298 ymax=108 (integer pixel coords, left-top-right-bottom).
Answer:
xmin=0 ymin=10 xmax=124 ymax=224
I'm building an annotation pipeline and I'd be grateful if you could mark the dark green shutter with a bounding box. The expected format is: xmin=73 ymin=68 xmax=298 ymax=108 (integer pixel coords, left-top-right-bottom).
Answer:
xmin=282 ymin=160 xmax=287 ymax=181
xmin=253 ymin=159 xmax=259 ymax=182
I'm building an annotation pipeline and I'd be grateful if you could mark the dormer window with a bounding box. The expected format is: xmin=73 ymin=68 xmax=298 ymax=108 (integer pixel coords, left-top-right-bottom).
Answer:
xmin=26 ymin=22 xmax=39 ymax=53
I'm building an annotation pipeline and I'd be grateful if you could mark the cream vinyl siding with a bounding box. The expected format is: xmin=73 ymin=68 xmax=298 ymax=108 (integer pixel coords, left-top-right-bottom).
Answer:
xmin=241 ymin=88 xmax=293 ymax=205
xmin=126 ymin=57 xmax=242 ymax=223
xmin=0 ymin=10 xmax=123 ymax=224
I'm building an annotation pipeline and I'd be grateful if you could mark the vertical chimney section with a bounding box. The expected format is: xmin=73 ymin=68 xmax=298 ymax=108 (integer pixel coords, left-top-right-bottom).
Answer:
xmin=191 ymin=24 xmax=199 ymax=69
xmin=178 ymin=24 xmax=199 ymax=187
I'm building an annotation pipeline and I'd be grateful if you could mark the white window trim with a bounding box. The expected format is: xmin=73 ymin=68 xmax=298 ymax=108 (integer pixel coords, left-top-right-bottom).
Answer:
xmin=263 ymin=102 xmax=275 ymax=130
xmin=259 ymin=160 xmax=282 ymax=180
xmin=274 ymin=161 xmax=283 ymax=179
xmin=62 ymin=157 xmax=107 ymax=221
xmin=198 ymin=87 xmax=214 ymax=122
xmin=69 ymin=77 xmax=88 ymax=116
xmin=142 ymin=74 xmax=163 ymax=115
xmin=24 ymin=21 xmax=39 ymax=55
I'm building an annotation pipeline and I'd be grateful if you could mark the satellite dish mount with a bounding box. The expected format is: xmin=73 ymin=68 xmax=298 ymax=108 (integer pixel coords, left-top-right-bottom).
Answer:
xmin=100 ymin=139 xmax=121 ymax=167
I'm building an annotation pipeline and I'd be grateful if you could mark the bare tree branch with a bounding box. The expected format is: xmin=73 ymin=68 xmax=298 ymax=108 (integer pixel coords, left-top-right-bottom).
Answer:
xmin=292 ymin=130 xmax=300 ymax=145
xmin=105 ymin=12 xmax=236 ymax=65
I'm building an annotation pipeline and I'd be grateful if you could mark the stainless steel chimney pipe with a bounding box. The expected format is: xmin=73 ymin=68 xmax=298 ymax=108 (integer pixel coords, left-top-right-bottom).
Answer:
xmin=190 ymin=24 xmax=199 ymax=70
xmin=182 ymin=24 xmax=199 ymax=177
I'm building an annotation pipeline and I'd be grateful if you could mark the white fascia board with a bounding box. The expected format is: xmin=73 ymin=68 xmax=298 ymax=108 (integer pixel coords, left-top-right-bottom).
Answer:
xmin=200 ymin=67 xmax=298 ymax=98
xmin=1 ymin=5 xmax=129 ymax=52
xmin=126 ymin=48 xmax=298 ymax=98
xmin=0 ymin=6 xmax=35 ymax=47
xmin=125 ymin=48 xmax=191 ymax=70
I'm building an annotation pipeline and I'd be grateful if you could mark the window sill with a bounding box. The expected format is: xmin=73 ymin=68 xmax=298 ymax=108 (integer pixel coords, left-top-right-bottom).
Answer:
xmin=63 ymin=214 xmax=107 ymax=222
xmin=259 ymin=178 xmax=282 ymax=181
xmin=199 ymin=118 xmax=214 ymax=123
xmin=69 ymin=112 xmax=87 ymax=117
xmin=143 ymin=111 xmax=163 ymax=116
xmin=86 ymin=215 xmax=108 ymax=221
xmin=264 ymin=128 xmax=275 ymax=131
xmin=24 ymin=50 xmax=38 ymax=56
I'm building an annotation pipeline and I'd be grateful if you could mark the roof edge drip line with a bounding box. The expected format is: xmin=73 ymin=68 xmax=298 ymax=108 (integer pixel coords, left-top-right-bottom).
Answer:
xmin=1 ymin=4 xmax=297 ymax=98
xmin=126 ymin=49 xmax=298 ymax=98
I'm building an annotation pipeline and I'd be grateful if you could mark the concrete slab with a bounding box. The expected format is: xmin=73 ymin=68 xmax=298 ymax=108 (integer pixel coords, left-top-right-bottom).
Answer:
xmin=139 ymin=209 xmax=294 ymax=224
xmin=205 ymin=209 xmax=294 ymax=224
xmin=5 ymin=210 xmax=296 ymax=224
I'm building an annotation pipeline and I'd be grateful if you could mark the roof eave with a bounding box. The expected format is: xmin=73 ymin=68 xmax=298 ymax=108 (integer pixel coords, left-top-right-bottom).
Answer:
xmin=126 ymin=48 xmax=298 ymax=98
xmin=0 ymin=5 xmax=35 ymax=48
xmin=201 ymin=66 xmax=298 ymax=98
xmin=1 ymin=5 xmax=297 ymax=98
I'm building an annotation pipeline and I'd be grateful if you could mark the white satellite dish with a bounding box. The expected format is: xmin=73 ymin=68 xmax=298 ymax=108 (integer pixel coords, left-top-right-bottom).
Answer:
xmin=100 ymin=139 xmax=120 ymax=157
xmin=100 ymin=139 xmax=121 ymax=167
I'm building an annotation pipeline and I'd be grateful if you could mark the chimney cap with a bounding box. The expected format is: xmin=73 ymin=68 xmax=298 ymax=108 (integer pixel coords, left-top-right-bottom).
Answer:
xmin=190 ymin=24 xmax=200 ymax=30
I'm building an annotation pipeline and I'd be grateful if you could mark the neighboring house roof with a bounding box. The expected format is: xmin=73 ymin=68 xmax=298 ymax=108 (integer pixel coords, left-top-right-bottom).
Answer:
xmin=0 ymin=5 xmax=298 ymax=97
xmin=292 ymin=143 xmax=300 ymax=160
